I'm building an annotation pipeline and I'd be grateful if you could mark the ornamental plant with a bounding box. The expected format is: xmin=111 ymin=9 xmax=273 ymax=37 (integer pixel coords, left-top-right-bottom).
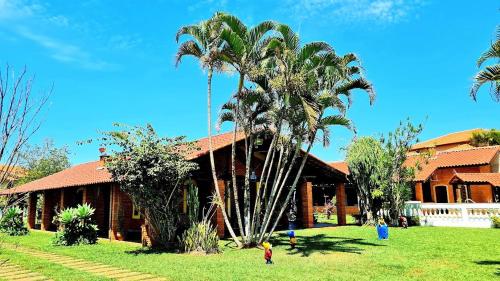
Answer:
xmin=0 ymin=206 xmax=29 ymax=236
xmin=100 ymin=124 xmax=199 ymax=248
xmin=53 ymin=203 xmax=98 ymax=246
xmin=180 ymin=202 xmax=220 ymax=254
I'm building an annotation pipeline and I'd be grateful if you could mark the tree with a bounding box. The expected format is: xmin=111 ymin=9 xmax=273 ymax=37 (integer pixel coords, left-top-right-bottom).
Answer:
xmin=471 ymin=27 xmax=500 ymax=102
xmin=17 ymin=139 xmax=70 ymax=185
xmin=216 ymin=18 xmax=374 ymax=245
xmin=346 ymin=137 xmax=386 ymax=224
xmin=470 ymin=129 xmax=500 ymax=147
xmin=214 ymin=12 xmax=275 ymax=242
xmin=176 ymin=17 xmax=242 ymax=247
xmin=379 ymin=121 xmax=422 ymax=225
xmin=176 ymin=14 xmax=374 ymax=247
xmin=99 ymin=124 xmax=199 ymax=248
xmin=0 ymin=65 xmax=50 ymax=212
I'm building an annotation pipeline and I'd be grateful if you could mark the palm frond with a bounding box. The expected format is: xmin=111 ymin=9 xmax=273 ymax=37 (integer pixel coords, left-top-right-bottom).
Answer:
xmin=477 ymin=40 xmax=500 ymax=67
xmin=215 ymin=12 xmax=248 ymax=38
xmin=175 ymin=41 xmax=203 ymax=66
xmin=470 ymin=64 xmax=500 ymax=101
xmin=335 ymin=78 xmax=375 ymax=105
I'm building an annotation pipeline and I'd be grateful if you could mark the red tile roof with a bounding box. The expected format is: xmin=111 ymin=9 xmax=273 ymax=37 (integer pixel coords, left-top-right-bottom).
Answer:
xmin=411 ymin=128 xmax=484 ymax=151
xmin=1 ymin=131 xmax=338 ymax=194
xmin=330 ymin=161 xmax=349 ymax=175
xmin=450 ymin=173 xmax=500 ymax=186
xmin=0 ymin=161 xmax=113 ymax=195
xmin=412 ymin=146 xmax=499 ymax=181
xmin=184 ymin=131 xmax=245 ymax=160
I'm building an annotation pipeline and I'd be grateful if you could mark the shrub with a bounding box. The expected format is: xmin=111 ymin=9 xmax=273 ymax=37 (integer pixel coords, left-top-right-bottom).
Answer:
xmin=407 ymin=216 xmax=420 ymax=226
xmin=0 ymin=206 xmax=29 ymax=236
xmin=180 ymin=202 xmax=219 ymax=254
xmin=180 ymin=220 xmax=220 ymax=254
xmin=53 ymin=203 xmax=98 ymax=246
xmin=491 ymin=215 xmax=500 ymax=228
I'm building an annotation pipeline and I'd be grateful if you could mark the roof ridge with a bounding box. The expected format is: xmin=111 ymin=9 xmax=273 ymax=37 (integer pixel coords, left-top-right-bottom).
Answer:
xmin=436 ymin=145 xmax=500 ymax=155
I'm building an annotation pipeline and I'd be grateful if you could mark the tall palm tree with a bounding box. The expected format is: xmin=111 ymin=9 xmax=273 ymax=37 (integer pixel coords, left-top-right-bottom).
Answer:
xmin=471 ymin=27 xmax=500 ymax=102
xmin=175 ymin=18 xmax=242 ymax=247
xmin=258 ymin=25 xmax=375 ymax=243
xmin=214 ymin=12 xmax=276 ymax=242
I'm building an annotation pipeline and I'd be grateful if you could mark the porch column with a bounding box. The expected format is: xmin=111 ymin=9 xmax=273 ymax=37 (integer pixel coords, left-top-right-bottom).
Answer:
xmin=415 ymin=182 xmax=423 ymax=202
xmin=60 ymin=189 xmax=66 ymax=210
xmin=27 ymin=192 xmax=37 ymax=229
xmin=41 ymin=190 xmax=57 ymax=231
xmin=109 ymin=185 xmax=122 ymax=240
xmin=300 ymin=181 xmax=314 ymax=228
xmin=336 ymin=182 xmax=347 ymax=226
xmin=215 ymin=179 xmax=226 ymax=238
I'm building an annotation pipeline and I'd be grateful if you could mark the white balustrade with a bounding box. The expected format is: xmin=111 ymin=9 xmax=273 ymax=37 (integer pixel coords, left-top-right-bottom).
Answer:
xmin=403 ymin=201 xmax=500 ymax=228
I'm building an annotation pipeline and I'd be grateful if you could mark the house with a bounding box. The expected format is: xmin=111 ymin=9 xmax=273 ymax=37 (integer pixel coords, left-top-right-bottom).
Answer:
xmin=0 ymin=132 xmax=348 ymax=242
xmin=330 ymin=129 xmax=500 ymax=206
xmin=408 ymin=129 xmax=500 ymax=203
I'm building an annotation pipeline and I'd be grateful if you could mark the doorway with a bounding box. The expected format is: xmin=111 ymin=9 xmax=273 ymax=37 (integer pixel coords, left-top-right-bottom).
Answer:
xmin=422 ymin=181 xmax=432 ymax=202
xmin=435 ymin=186 xmax=449 ymax=203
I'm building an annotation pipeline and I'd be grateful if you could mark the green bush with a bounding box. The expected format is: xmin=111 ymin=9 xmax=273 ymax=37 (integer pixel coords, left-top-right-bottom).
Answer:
xmin=491 ymin=215 xmax=500 ymax=228
xmin=407 ymin=216 xmax=420 ymax=226
xmin=180 ymin=220 xmax=220 ymax=254
xmin=53 ymin=203 xmax=98 ymax=246
xmin=0 ymin=206 xmax=29 ymax=236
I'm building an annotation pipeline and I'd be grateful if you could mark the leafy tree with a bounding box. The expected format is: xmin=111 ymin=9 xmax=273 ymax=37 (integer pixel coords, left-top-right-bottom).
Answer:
xmin=471 ymin=27 xmax=500 ymax=102
xmin=379 ymin=121 xmax=423 ymax=225
xmin=346 ymin=137 xmax=386 ymax=224
xmin=470 ymin=129 xmax=500 ymax=147
xmin=17 ymin=139 xmax=70 ymax=185
xmin=100 ymin=124 xmax=199 ymax=248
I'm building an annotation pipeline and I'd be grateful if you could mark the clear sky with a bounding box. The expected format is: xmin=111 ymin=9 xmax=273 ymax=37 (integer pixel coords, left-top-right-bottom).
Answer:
xmin=0 ymin=0 xmax=498 ymax=165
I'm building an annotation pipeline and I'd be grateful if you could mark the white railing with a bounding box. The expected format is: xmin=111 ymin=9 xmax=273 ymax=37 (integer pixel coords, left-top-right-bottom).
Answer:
xmin=403 ymin=201 xmax=500 ymax=228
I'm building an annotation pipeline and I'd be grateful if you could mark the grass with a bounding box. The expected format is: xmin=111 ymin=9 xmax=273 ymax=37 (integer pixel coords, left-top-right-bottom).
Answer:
xmin=315 ymin=213 xmax=357 ymax=225
xmin=0 ymin=226 xmax=499 ymax=281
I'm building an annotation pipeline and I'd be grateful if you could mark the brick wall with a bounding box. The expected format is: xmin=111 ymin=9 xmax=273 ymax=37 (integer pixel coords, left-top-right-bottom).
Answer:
xmin=41 ymin=189 xmax=60 ymax=231
xmin=336 ymin=182 xmax=346 ymax=225
xmin=300 ymin=181 xmax=314 ymax=228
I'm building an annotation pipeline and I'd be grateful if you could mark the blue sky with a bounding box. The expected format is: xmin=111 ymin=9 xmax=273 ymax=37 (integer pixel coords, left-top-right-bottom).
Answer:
xmin=0 ymin=0 xmax=498 ymax=164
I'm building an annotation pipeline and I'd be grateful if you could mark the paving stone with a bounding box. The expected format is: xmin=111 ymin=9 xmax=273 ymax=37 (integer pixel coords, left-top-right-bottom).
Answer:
xmin=4 ymin=244 xmax=167 ymax=281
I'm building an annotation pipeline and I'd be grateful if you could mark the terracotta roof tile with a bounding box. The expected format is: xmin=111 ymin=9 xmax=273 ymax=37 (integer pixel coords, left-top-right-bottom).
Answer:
xmin=450 ymin=173 xmax=500 ymax=186
xmin=411 ymin=128 xmax=484 ymax=150
xmin=330 ymin=161 xmax=349 ymax=175
xmin=0 ymin=161 xmax=113 ymax=195
xmin=1 ymin=131 xmax=336 ymax=194
xmin=412 ymin=146 xmax=499 ymax=181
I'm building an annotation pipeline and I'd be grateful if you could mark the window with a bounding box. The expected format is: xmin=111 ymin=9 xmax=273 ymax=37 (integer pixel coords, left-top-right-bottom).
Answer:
xmin=132 ymin=204 xmax=141 ymax=219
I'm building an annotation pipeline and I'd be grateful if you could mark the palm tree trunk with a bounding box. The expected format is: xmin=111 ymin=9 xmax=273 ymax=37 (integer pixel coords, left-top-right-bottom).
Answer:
xmin=263 ymin=137 xmax=315 ymax=242
xmin=243 ymin=131 xmax=254 ymax=243
xmin=231 ymin=122 xmax=245 ymax=239
xmin=207 ymin=68 xmax=241 ymax=247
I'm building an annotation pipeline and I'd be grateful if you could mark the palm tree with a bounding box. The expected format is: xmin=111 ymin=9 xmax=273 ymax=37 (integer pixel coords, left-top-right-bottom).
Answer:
xmin=175 ymin=18 xmax=242 ymax=247
xmin=214 ymin=12 xmax=276 ymax=243
xmin=257 ymin=25 xmax=375 ymax=243
xmin=471 ymin=27 xmax=500 ymax=102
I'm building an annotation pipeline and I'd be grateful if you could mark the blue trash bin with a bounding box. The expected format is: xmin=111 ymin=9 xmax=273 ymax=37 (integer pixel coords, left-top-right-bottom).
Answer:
xmin=377 ymin=224 xmax=389 ymax=240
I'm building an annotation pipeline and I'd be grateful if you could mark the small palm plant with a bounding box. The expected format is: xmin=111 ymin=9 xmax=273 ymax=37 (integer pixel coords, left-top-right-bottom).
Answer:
xmin=0 ymin=206 xmax=29 ymax=236
xmin=53 ymin=203 xmax=98 ymax=246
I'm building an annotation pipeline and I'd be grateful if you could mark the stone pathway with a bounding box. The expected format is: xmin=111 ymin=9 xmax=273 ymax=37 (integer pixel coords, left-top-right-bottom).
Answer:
xmin=3 ymin=244 xmax=167 ymax=281
xmin=0 ymin=260 xmax=52 ymax=281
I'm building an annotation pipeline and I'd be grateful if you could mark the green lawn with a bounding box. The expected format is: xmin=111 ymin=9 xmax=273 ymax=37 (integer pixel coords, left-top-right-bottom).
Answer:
xmin=1 ymin=226 xmax=499 ymax=281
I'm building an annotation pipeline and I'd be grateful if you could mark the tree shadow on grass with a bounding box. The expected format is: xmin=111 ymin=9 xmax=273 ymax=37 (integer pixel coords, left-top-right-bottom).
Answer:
xmin=475 ymin=260 xmax=500 ymax=276
xmin=271 ymin=233 xmax=384 ymax=257
xmin=125 ymin=247 xmax=178 ymax=256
